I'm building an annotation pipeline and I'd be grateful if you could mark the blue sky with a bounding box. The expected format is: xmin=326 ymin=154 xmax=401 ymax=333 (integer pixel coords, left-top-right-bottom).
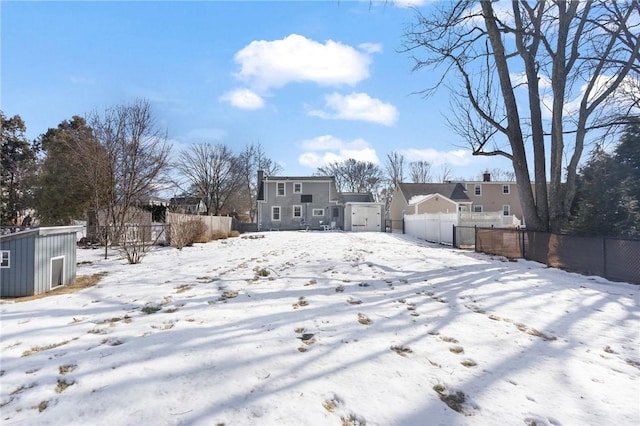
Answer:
xmin=2 ymin=0 xmax=513 ymax=179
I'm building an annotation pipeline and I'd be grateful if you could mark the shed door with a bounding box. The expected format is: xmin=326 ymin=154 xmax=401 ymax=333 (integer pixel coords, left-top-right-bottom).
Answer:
xmin=51 ymin=256 xmax=64 ymax=288
xmin=351 ymin=206 xmax=381 ymax=232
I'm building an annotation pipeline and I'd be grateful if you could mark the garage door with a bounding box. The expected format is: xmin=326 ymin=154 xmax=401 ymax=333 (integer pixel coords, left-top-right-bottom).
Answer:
xmin=351 ymin=206 xmax=381 ymax=232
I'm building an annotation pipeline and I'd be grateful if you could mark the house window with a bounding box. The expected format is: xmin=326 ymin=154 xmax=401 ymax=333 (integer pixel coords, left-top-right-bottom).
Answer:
xmin=272 ymin=206 xmax=281 ymax=221
xmin=276 ymin=182 xmax=285 ymax=196
xmin=473 ymin=205 xmax=483 ymax=213
xmin=474 ymin=185 xmax=482 ymax=196
xmin=503 ymin=205 xmax=510 ymax=216
xmin=312 ymin=208 xmax=325 ymax=217
xmin=293 ymin=183 xmax=302 ymax=194
xmin=0 ymin=251 xmax=9 ymax=268
xmin=293 ymin=205 xmax=302 ymax=218
xmin=503 ymin=185 xmax=510 ymax=194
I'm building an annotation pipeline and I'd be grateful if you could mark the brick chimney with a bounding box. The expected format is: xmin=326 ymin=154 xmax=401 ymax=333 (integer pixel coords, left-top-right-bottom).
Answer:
xmin=483 ymin=172 xmax=491 ymax=182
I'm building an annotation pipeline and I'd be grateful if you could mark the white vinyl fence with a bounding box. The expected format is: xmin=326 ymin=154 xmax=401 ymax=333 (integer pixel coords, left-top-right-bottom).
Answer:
xmin=166 ymin=212 xmax=232 ymax=235
xmin=459 ymin=212 xmax=507 ymax=228
xmin=404 ymin=212 xmax=521 ymax=245
xmin=404 ymin=213 xmax=458 ymax=245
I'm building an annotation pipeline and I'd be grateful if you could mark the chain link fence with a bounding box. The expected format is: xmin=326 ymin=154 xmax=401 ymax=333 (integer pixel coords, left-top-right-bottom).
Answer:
xmin=470 ymin=227 xmax=640 ymax=285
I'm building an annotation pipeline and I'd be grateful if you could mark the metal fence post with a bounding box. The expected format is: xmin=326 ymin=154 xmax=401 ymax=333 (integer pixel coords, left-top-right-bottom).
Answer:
xmin=474 ymin=225 xmax=478 ymax=252
xmin=104 ymin=225 xmax=108 ymax=260
xmin=453 ymin=225 xmax=457 ymax=248
xmin=603 ymin=237 xmax=607 ymax=280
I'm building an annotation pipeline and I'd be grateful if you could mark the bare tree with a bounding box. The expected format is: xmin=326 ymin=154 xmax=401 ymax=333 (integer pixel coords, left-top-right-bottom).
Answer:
xmin=408 ymin=160 xmax=432 ymax=183
xmin=317 ymin=158 xmax=384 ymax=196
xmin=175 ymin=143 xmax=242 ymax=216
xmin=89 ymin=99 xmax=171 ymax=243
xmin=237 ymin=142 xmax=281 ymax=222
xmin=385 ymin=152 xmax=405 ymax=188
xmin=437 ymin=164 xmax=453 ymax=183
xmin=381 ymin=152 xmax=406 ymax=214
xmin=404 ymin=1 xmax=640 ymax=232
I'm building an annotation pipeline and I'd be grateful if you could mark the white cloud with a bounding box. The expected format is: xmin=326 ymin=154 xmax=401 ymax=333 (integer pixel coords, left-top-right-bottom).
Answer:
xmin=308 ymin=92 xmax=398 ymax=126
xmin=298 ymin=135 xmax=380 ymax=168
xmin=535 ymin=74 xmax=639 ymax=120
xmin=219 ymin=88 xmax=265 ymax=110
xmin=301 ymin=134 xmax=347 ymax=151
xmin=564 ymin=74 xmax=636 ymax=116
xmin=463 ymin=2 xmax=515 ymax=30
xmin=233 ymin=34 xmax=373 ymax=90
xmin=358 ymin=42 xmax=383 ymax=54
xmin=392 ymin=0 xmax=428 ymax=8
xmin=510 ymin=72 xmax=552 ymax=90
xmin=400 ymin=148 xmax=473 ymax=166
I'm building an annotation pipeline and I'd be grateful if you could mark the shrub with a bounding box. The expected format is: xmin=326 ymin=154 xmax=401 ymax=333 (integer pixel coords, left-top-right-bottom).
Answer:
xmin=228 ymin=230 xmax=240 ymax=238
xmin=210 ymin=230 xmax=228 ymax=240
xmin=171 ymin=220 xmax=207 ymax=249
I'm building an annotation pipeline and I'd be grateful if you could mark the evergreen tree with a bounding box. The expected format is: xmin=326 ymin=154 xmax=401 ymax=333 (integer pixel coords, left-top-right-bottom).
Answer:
xmin=569 ymin=121 xmax=640 ymax=238
xmin=613 ymin=120 xmax=640 ymax=237
xmin=615 ymin=119 xmax=640 ymax=205
xmin=1 ymin=111 xmax=37 ymax=225
xmin=568 ymin=148 xmax=622 ymax=237
xmin=33 ymin=116 xmax=100 ymax=225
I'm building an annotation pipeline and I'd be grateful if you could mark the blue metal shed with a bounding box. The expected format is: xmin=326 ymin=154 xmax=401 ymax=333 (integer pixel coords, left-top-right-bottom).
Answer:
xmin=1 ymin=226 xmax=82 ymax=297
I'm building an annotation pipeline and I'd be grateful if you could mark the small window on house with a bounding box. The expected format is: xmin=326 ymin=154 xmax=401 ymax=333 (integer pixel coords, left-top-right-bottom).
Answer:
xmin=276 ymin=182 xmax=285 ymax=196
xmin=474 ymin=185 xmax=482 ymax=196
xmin=473 ymin=205 xmax=483 ymax=213
xmin=293 ymin=183 xmax=302 ymax=194
xmin=293 ymin=205 xmax=302 ymax=218
xmin=503 ymin=205 xmax=510 ymax=216
xmin=312 ymin=208 xmax=325 ymax=217
xmin=272 ymin=206 xmax=281 ymax=221
xmin=0 ymin=251 xmax=9 ymax=268
xmin=503 ymin=185 xmax=510 ymax=194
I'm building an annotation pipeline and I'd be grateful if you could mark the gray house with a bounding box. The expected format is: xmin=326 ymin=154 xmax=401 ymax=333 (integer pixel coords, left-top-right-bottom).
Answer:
xmin=256 ymin=171 xmax=384 ymax=232
xmin=257 ymin=172 xmax=341 ymax=231
xmin=1 ymin=226 xmax=81 ymax=297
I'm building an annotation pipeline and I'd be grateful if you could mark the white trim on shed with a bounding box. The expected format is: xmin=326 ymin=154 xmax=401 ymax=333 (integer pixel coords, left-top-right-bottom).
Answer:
xmin=344 ymin=202 xmax=385 ymax=232
xmin=1 ymin=226 xmax=81 ymax=297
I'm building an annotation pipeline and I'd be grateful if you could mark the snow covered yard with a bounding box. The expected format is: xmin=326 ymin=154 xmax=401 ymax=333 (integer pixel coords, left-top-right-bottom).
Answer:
xmin=1 ymin=231 xmax=638 ymax=426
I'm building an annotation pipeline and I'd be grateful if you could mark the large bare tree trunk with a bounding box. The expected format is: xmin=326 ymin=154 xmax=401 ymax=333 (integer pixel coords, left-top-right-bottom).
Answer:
xmin=481 ymin=1 xmax=545 ymax=230
xmin=403 ymin=0 xmax=639 ymax=232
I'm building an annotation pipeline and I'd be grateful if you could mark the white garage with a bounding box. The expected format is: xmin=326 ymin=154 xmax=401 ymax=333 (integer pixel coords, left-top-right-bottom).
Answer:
xmin=344 ymin=202 xmax=384 ymax=232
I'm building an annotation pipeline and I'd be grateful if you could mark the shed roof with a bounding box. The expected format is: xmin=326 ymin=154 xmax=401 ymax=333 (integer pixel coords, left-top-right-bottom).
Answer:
xmin=341 ymin=192 xmax=375 ymax=203
xmin=0 ymin=226 xmax=83 ymax=243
